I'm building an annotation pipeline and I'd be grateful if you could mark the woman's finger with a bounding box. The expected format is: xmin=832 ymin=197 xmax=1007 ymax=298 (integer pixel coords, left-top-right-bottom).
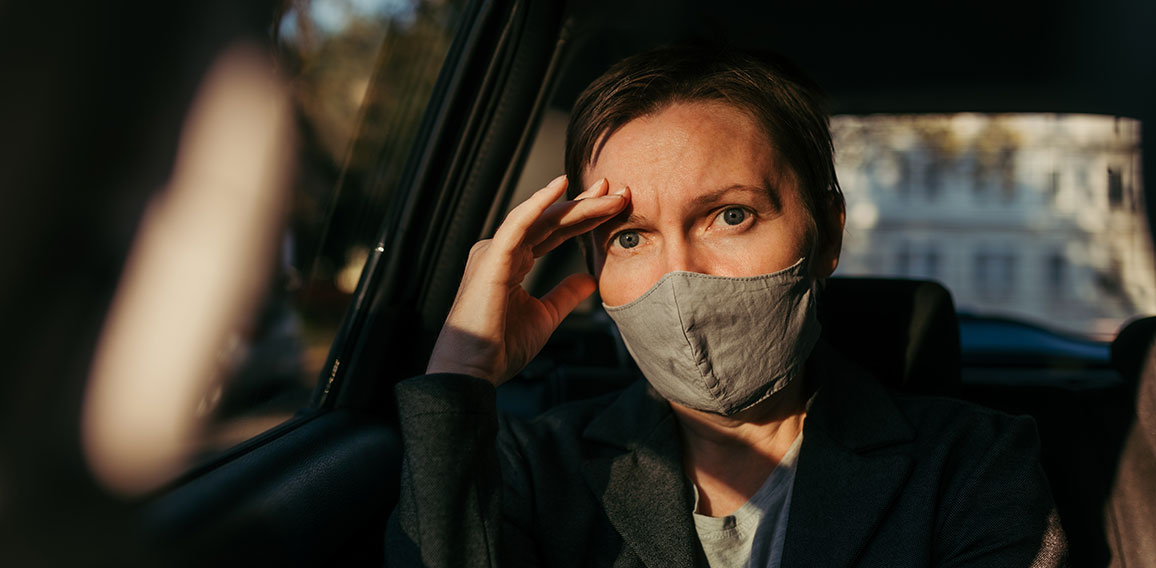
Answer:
xmin=491 ymin=175 xmax=571 ymax=251
xmin=524 ymin=182 xmax=626 ymax=243
xmin=573 ymin=177 xmax=610 ymax=200
xmin=530 ymin=215 xmax=609 ymax=258
xmin=495 ymin=177 xmax=606 ymax=251
xmin=524 ymin=197 xmax=626 ymax=249
xmin=527 ymin=185 xmax=629 ymax=250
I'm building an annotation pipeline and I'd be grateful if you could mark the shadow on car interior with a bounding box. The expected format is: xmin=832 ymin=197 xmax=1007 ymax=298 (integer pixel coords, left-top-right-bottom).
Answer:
xmin=4 ymin=0 xmax=1155 ymax=566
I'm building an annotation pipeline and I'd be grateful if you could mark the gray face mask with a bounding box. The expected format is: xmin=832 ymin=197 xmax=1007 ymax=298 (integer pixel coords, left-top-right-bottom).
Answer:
xmin=602 ymin=258 xmax=821 ymax=416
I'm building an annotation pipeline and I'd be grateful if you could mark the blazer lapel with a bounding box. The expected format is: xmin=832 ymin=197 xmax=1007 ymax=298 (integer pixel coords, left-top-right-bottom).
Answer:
xmin=582 ymin=381 xmax=704 ymax=568
xmin=577 ymin=344 xmax=916 ymax=568
xmin=781 ymin=344 xmax=917 ymax=568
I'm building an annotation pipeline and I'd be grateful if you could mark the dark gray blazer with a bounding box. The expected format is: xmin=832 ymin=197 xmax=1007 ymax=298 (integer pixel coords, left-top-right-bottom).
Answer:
xmin=386 ymin=346 xmax=1067 ymax=567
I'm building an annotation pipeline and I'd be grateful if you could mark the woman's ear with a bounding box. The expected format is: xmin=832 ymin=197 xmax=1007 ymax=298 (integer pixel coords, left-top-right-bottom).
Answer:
xmin=812 ymin=194 xmax=845 ymax=279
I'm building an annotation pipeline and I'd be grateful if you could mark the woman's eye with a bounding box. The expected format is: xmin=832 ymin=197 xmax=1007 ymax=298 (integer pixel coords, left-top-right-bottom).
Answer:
xmin=615 ymin=231 xmax=641 ymax=249
xmin=719 ymin=207 xmax=748 ymax=226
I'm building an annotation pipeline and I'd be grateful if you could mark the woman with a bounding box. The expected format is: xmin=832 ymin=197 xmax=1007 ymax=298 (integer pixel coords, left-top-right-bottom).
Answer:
xmin=387 ymin=45 xmax=1065 ymax=567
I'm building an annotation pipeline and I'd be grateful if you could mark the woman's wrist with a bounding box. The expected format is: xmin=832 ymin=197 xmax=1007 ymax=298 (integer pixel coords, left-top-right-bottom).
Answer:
xmin=426 ymin=333 xmax=505 ymax=387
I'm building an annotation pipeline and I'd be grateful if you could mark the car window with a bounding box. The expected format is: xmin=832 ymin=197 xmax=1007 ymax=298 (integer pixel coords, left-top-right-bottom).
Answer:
xmin=832 ymin=114 xmax=1154 ymax=340
xmin=197 ymin=0 xmax=468 ymax=454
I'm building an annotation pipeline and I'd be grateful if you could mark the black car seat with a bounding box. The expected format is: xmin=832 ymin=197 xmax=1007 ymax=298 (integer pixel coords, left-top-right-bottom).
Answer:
xmin=819 ymin=277 xmax=961 ymax=396
xmin=1105 ymin=316 xmax=1156 ymax=567
xmin=959 ymin=318 xmax=1140 ymax=566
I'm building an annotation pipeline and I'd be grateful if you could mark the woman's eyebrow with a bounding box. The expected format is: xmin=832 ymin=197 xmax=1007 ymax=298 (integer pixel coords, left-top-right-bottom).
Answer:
xmin=600 ymin=210 xmax=644 ymax=231
xmin=601 ymin=185 xmax=780 ymax=231
xmin=689 ymin=184 xmax=778 ymax=210
xmin=592 ymin=209 xmax=647 ymax=242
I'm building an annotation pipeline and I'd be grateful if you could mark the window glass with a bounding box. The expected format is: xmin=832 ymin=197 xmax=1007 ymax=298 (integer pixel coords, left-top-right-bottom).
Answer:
xmin=198 ymin=0 xmax=467 ymax=453
xmin=833 ymin=114 xmax=1154 ymax=338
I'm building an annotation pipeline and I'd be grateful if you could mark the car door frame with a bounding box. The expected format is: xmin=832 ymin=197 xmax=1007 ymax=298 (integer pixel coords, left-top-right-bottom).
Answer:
xmin=144 ymin=0 xmax=568 ymax=564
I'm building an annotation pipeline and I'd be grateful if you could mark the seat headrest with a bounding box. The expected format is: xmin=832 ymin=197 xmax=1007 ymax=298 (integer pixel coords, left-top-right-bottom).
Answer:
xmin=1111 ymin=316 xmax=1156 ymax=380
xmin=819 ymin=277 xmax=961 ymax=395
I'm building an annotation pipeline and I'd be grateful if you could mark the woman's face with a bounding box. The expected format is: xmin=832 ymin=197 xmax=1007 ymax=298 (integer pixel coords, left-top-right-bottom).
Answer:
xmin=587 ymin=101 xmax=842 ymax=307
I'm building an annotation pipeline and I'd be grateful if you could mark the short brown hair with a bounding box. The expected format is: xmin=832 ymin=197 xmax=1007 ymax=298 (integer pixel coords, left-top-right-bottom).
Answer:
xmin=564 ymin=44 xmax=843 ymax=258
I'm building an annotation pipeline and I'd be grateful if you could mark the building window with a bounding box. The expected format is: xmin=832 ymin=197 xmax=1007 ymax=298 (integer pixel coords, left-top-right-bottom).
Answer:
xmin=974 ymin=248 xmax=1017 ymax=301
xmin=1046 ymin=253 xmax=1067 ymax=301
xmin=1108 ymin=167 xmax=1124 ymax=209
xmin=1046 ymin=170 xmax=1061 ymax=204
xmin=896 ymin=242 xmax=940 ymax=280
xmin=896 ymin=154 xmax=912 ymax=196
xmin=924 ymin=159 xmax=942 ymax=199
xmin=895 ymin=241 xmax=911 ymax=276
xmin=997 ymin=146 xmax=1016 ymax=201
xmin=924 ymin=248 xmax=941 ymax=280
xmin=970 ymin=158 xmax=985 ymax=197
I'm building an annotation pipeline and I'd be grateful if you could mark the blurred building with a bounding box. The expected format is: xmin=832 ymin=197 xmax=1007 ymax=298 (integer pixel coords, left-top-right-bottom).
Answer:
xmin=833 ymin=114 xmax=1154 ymax=337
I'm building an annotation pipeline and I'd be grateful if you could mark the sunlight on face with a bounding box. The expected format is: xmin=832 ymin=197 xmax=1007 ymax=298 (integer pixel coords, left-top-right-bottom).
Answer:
xmin=587 ymin=101 xmax=828 ymax=306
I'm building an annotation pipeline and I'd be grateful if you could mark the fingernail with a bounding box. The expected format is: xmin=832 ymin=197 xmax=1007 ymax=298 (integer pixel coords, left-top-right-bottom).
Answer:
xmin=612 ymin=185 xmax=629 ymax=196
xmin=587 ymin=178 xmax=607 ymax=193
xmin=551 ymin=174 xmax=567 ymax=186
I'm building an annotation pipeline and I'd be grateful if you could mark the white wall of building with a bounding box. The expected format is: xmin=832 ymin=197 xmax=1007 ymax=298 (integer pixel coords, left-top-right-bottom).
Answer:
xmin=834 ymin=114 xmax=1154 ymax=337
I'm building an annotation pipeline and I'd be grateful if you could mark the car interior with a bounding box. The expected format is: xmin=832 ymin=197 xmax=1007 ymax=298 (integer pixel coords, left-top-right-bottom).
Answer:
xmin=3 ymin=0 xmax=1155 ymax=565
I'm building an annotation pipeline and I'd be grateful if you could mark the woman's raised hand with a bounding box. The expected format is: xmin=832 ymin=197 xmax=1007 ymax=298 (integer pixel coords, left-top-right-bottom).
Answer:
xmin=426 ymin=175 xmax=629 ymax=386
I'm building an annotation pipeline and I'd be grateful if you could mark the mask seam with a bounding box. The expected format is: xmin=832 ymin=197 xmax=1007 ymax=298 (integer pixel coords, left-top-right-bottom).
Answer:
xmin=670 ymin=278 xmax=719 ymax=396
xmin=720 ymin=279 xmax=821 ymax=414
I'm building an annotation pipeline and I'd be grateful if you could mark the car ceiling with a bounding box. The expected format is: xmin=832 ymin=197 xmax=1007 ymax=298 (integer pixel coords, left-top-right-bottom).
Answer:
xmin=553 ymin=0 xmax=1156 ymax=117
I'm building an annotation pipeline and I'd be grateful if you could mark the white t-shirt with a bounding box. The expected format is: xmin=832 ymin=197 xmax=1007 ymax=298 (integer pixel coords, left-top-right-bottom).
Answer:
xmin=691 ymin=432 xmax=803 ymax=568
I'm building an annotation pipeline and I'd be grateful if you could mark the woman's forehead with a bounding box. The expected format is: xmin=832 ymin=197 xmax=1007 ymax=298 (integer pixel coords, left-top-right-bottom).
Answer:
xmin=585 ymin=101 xmax=790 ymax=200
